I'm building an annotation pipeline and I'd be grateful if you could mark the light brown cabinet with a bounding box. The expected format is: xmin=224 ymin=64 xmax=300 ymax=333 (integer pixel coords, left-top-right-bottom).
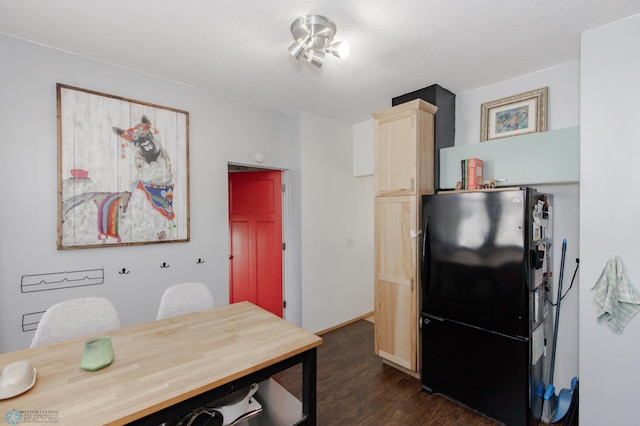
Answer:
xmin=372 ymin=99 xmax=437 ymax=374
xmin=374 ymin=100 xmax=437 ymax=197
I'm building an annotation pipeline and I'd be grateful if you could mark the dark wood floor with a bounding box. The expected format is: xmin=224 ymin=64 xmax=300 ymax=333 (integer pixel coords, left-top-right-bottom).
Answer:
xmin=272 ymin=319 xmax=500 ymax=426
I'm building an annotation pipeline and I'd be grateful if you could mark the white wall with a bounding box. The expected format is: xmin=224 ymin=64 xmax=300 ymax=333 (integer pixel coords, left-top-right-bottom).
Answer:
xmin=353 ymin=119 xmax=375 ymax=176
xmin=0 ymin=34 xmax=300 ymax=351
xmin=0 ymin=33 xmax=374 ymax=352
xmin=580 ymin=13 xmax=640 ymax=425
xmin=0 ymin=35 xmax=304 ymax=352
xmin=300 ymin=111 xmax=374 ymax=332
xmin=456 ymin=61 xmax=580 ymax=145
xmin=453 ymin=63 xmax=582 ymax=393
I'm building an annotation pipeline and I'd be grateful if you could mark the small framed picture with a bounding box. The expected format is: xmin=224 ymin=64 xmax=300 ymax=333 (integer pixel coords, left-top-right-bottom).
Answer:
xmin=480 ymin=87 xmax=548 ymax=141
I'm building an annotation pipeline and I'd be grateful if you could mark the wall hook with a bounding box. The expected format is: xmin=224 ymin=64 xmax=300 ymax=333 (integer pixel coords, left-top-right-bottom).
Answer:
xmin=119 ymin=268 xmax=130 ymax=275
xmin=196 ymin=258 xmax=205 ymax=264
xmin=160 ymin=262 xmax=170 ymax=269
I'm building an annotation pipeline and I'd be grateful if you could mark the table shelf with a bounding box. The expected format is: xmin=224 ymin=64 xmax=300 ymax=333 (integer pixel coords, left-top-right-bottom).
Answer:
xmin=236 ymin=379 xmax=305 ymax=426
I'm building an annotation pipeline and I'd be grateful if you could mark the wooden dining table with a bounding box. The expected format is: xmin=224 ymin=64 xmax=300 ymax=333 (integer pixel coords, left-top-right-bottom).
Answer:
xmin=0 ymin=301 xmax=322 ymax=425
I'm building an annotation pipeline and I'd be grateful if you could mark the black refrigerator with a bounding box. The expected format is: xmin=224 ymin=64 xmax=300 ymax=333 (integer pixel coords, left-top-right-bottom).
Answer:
xmin=420 ymin=188 xmax=552 ymax=426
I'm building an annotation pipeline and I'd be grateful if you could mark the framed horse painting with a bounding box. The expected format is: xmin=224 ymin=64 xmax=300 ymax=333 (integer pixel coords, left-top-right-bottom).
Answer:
xmin=57 ymin=84 xmax=190 ymax=249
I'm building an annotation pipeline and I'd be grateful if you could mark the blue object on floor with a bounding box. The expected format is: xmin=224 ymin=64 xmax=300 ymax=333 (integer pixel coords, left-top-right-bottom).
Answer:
xmin=552 ymin=377 xmax=578 ymax=423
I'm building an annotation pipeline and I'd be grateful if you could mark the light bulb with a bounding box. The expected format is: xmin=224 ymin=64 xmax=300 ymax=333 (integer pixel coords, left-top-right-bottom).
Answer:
xmin=327 ymin=41 xmax=350 ymax=59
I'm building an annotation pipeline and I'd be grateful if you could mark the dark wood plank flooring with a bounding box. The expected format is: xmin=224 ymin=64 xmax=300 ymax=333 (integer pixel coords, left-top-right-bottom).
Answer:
xmin=272 ymin=319 xmax=500 ymax=425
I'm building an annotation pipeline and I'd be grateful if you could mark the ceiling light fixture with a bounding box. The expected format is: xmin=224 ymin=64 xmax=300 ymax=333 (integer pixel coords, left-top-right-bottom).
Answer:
xmin=288 ymin=15 xmax=350 ymax=68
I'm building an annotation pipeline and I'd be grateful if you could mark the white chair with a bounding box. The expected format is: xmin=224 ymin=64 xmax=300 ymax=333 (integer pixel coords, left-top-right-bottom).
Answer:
xmin=156 ymin=282 xmax=216 ymax=320
xmin=30 ymin=297 xmax=122 ymax=347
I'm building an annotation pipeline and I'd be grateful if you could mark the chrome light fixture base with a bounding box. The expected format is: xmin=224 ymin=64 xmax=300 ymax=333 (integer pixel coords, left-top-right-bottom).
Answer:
xmin=288 ymin=15 xmax=349 ymax=68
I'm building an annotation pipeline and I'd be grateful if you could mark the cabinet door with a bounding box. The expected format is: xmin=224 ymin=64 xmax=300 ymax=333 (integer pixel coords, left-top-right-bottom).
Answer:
xmin=374 ymin=109 xmax=417 ymax=196
xmin=374 ymin=196 xmax=418 ymax=371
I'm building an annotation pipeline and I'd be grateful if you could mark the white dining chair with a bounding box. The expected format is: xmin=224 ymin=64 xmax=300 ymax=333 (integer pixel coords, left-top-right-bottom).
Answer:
xmin=156 ymin=282 xmax=216 ymax=320
xmin=30 ymin=297 xmax=122 ymax=347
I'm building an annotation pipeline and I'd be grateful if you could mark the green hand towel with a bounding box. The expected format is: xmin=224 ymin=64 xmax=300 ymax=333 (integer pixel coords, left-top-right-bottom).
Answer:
xmin=592 ymin=256 xmax=640 ymax=334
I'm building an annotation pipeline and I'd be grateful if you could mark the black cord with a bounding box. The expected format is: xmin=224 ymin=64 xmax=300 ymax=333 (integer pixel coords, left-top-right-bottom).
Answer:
xmin=551 ymin=258 xmax=580 ymax=306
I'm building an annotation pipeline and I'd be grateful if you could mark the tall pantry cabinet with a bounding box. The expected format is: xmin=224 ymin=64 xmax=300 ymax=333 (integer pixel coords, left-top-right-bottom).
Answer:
xmin=372 ymin=99 xmax=437 ymax=374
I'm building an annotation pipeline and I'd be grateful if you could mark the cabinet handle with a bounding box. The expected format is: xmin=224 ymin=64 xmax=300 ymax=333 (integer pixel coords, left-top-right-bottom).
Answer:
xmin=410 ymin=177 xmax=415 ymax=191
xmin=410 ymin=278 xmax=414 ymax=291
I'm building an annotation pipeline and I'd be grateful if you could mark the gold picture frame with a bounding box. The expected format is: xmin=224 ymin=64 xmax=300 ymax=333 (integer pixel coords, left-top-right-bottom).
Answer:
xmin=57 ymin=84 xmax=190 ymax=249
xmin=480 ymin=87 xmax=548 ymax=141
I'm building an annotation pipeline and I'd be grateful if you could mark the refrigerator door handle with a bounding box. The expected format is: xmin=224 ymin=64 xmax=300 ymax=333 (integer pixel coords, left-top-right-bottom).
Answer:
xmin=421 ymin=216 xmax=430 ymax=296
xmin=422 ymin=312 xmax=444 ymax=323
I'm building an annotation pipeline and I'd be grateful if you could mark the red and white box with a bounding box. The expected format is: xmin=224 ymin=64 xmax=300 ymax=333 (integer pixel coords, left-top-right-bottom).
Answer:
xmin=466 ymin=158 xmax=484 ymax=190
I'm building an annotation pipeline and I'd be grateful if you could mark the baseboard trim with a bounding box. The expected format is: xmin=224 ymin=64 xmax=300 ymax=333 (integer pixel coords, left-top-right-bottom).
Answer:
xmin=316 ymin=311 xmax=374 ymax=336
xmin=381 ymin=358 xmax=420 ymax=379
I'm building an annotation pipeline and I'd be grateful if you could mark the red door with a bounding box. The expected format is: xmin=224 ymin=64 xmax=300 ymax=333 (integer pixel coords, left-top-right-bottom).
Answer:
xmin=228 ymin=170 xmax=283 ymax=317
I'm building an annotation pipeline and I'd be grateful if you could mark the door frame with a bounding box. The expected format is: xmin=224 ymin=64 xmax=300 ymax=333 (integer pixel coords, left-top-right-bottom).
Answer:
xmin=227 ymin=163 xmax=290 ymax=321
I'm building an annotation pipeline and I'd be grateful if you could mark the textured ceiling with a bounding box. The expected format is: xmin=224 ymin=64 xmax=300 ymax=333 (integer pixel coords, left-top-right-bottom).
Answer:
xmin=2 ymin=1 xmax=640 ymax=124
